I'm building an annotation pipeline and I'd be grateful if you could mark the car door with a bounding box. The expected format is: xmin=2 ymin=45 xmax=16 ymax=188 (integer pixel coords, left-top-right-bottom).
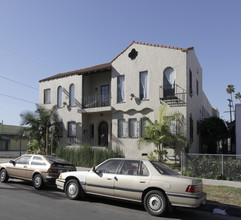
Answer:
xmin=114 ymin=160 xmax=151 ymax=201
xmin=7 ymin=155 xmax=32 ymax=179
xmin=86 ymin=159 xmax=122 ymax=197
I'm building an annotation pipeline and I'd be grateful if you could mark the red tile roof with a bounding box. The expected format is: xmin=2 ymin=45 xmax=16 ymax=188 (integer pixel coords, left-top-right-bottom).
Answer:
xmin=40 ymin=41 xmax=194 ymax=82
xmin=39 ymin=62 xmax=112 ymax=82
xmin=111 ymin=41 xmax=194 ymax=62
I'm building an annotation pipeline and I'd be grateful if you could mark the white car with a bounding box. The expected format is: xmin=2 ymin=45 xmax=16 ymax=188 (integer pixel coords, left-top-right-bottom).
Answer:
xmin=56 ymin=158 xmax=206 ymax=216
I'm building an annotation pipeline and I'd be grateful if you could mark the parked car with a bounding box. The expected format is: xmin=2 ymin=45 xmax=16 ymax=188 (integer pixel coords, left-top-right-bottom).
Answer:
xmin=0 ymin=154 xmax=76 ymax=189
xmin=56 ymin=158 xmax=206 ymax=216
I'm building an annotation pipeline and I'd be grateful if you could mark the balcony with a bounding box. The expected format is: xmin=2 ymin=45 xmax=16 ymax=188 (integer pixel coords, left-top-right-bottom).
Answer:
xmin=83 ymin=94 xmax=110 ymax=109
xmin=160 ymin=84 xmax=186 ymax=107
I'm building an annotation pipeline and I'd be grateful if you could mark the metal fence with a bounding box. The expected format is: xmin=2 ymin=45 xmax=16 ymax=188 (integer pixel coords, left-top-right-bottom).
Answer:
xmin=181 ymin=153 xmax=241 ymax=181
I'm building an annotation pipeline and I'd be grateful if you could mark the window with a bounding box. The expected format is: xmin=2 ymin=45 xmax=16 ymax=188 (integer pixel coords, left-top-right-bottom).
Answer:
xmin=190 ymin=115 xmax=193 ymax=143
xmin=163 ymin=67 xmax=176 ymax=97
xmin=56 ymin=122 xmax=64 ymax=137
xmin=120 ymin=160 xmax=139 ymax=175
xmin=69 ymin=84 xmax=75 ymax=107
xmin=117 ymin=76 xmax=125 ymax=102
xmin=118 ymin=119 xmax=126 ymax=138
xmin=170 ymin=119 xmax=177 ymax=135
xmin=196 ymin=80 xmax=199 ymax=96
xmin=68 ymin=121 xmax=76 ymax=137
xmin=189 ymin=70 xmax=193 ymax=97
xmin=141 ymin=119 xmax=148 ymax=137
xmin=140 ymin=71 xmax=148 ymax=100
xmin=129 ymin=119 xmax=137 ymax=138
xmin=31 ymin=156 xmax=46 ymax=166
xmin=57 ymin=86 xmax=63 ymax=108
xmin=96 ymin=159 xmax=122 ymax=174
xmin=44 ymin=89 xmax=51 ymax=104
xmin=15 ymin=155 xmax=31 ymax=165
xmin=101 ymin=85 xmax=110 ymax=106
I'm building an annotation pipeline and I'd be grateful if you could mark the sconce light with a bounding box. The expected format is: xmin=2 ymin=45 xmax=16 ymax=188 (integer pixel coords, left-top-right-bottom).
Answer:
xmin=63 ymin=102 xmax=67 ymax=107
xmin=130 ymin=93 xmax=135 ymax=100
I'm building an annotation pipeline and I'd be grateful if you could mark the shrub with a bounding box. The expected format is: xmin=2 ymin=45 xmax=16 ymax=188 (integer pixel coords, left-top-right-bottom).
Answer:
xmin=56 ymin=145 xmax=124 ymax=167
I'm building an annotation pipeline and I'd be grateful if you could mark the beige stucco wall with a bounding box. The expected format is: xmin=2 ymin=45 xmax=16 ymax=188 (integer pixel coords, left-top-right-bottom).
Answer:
xmin=39 ymin=42 xmax=215 ymax=159
xmin=39 ymin=74 xmax=83 ymax=146
xmin=111 ymin=44 xmax=188 ymax=158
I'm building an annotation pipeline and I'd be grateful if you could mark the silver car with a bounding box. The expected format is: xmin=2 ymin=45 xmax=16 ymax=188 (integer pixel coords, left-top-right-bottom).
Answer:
xmin=56 ymin=158 xmax=206 ymax=216
xmin=0 ymin=154 xmax=76 ymax=189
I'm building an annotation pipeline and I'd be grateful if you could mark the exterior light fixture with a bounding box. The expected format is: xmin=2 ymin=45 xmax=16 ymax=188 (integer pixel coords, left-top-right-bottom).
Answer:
xmin=130 ymin=94 xmax=135 ymax=100
xmin=63 ymin=102 xmax=67 ymax=107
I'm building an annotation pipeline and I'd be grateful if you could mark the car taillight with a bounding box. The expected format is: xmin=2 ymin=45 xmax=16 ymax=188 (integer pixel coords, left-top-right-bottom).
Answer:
xmin=186 ymin=185 xmax=201 ymax=193
xmin=48 ymin=169 xmax=58 ymax=174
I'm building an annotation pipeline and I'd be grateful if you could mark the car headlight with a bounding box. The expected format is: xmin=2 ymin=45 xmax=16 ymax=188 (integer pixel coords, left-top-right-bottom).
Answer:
xmin=59 ymin=174 xmax=62 ymax=179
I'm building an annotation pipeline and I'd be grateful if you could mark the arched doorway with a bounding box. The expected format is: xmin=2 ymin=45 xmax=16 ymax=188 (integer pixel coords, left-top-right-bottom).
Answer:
xmin=98 ymin=121 xmax=108 ymax=146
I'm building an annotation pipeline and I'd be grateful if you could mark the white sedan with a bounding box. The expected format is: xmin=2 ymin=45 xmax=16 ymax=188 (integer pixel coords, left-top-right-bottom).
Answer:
xmin=56 ymin=158 xmax=206 ymax=216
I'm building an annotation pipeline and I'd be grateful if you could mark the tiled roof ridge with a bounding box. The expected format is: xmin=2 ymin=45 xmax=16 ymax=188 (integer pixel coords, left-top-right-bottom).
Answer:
xmin=40 ymin=41 xmax=194 ymax=82
xmin=133 ymin=41 xmax=194 ymax=51
xmin=39 ymin=62 xmax=112 ymax=82
xmin=111 ymin=40 xmax=194 ymax=63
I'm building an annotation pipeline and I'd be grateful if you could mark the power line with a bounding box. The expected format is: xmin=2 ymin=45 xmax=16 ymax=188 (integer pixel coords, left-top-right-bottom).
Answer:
xmin=0 ymin=75 xmax=38 ymax=90
xmin=0 ymin=92 xmax=37 ymax=104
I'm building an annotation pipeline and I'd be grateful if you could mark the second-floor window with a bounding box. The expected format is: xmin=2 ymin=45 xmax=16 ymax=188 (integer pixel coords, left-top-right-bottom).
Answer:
xmin=117 ymin=76 xmax=125 ymax=102
xmin=57 ymin=86 xmax=62 ymax=108
xmin=140 ymin=71 xmax=148 ymax=100
xmin=44 ymin=89 xmax=51 ymax=104
xmin=69 ymin=84 xmax=75 ymax=107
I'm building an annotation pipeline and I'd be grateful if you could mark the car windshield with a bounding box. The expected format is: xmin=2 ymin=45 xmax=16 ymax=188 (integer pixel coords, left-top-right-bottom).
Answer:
xmin=151 ymin=161 xmax=180 ymax=176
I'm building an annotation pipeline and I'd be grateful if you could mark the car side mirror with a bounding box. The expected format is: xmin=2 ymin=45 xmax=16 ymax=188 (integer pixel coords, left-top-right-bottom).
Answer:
xmin=92 ymin=167 xmax=102 ymax=175
xmin=10 ymin=160 xmax=16 ymax=166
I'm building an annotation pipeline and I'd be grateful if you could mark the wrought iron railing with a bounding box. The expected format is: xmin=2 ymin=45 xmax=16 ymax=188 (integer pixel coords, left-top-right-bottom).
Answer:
xmin=83 ymin=94 xmax=110 ymax=108
xmin=160 ymin=84 xmax=186 ymax=106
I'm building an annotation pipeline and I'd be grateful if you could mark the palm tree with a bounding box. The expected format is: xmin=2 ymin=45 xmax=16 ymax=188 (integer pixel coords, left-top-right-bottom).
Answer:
xmin=235 ymin=92 xmax=241 ymax=103
xmin=138 ymin=104 xmax=187 ymax=162
xmin=20 ymin=104 xmax=60 ymax=154
xmin=226 ymin=85 xmax=235 ymax=122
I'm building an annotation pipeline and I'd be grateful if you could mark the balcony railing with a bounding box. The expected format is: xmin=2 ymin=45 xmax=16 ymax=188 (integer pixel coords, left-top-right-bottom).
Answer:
xmin=160 ymin=84 xmax=186 ymax=106
xmin=83 ymin=94 xmax=110 ymax=108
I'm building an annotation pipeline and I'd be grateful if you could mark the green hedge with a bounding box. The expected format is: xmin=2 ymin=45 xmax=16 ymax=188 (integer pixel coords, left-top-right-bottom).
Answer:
xmin=56 ymin=145 xmax=124 ymax=167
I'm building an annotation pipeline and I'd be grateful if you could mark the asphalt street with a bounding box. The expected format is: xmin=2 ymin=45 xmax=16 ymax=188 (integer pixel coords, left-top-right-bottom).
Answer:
xmin=0 ymin=180 xmax=240 ymax=220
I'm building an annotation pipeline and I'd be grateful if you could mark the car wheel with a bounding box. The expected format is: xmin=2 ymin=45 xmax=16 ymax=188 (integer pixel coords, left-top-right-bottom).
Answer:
xmin=65 ymin=179 xmax=82 ymax=200
xmin=143 ymin=190 xmax=167 ymax=216
xmin=33 ymin=174 xmax=43 ymax=190
xmin=0 ymin=169 xmax=9 ymax=183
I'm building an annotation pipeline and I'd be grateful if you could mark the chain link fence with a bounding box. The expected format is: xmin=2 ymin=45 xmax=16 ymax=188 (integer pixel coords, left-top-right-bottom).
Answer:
xmin=181 ymin=153 xmax=241 ymax=181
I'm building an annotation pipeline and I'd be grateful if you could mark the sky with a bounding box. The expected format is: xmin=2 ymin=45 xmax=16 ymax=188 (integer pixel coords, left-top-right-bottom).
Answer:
xmin=0 ymin=0 xmax=240 ymax=125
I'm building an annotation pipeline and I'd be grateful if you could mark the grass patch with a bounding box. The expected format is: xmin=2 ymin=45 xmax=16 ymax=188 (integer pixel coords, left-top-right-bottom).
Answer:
xmin=204 ymin=185 xmax=241 ymax=207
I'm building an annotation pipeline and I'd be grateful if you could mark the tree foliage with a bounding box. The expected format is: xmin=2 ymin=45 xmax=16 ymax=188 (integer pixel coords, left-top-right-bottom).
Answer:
xmin=138 ymin=104 xmax=187 ymax=162
xmin=199 ymin=116 xmax=228 ymax=154
xmin=19 ymin=104 xmax=60 ymax=154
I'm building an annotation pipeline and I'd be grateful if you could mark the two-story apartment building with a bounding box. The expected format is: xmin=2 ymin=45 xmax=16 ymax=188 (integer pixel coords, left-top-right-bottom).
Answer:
xmin=39 ymin=41 xmax=217 ymax=158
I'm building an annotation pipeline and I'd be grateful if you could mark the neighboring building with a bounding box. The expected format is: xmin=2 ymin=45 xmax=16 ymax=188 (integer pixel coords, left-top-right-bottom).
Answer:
xmin=235 ymin=104 xmax=241 ymax=155
xmin=39 ymin=41 xmax=217 ymax=158
xmin=0 ymin=123 xmax=29 ymax=156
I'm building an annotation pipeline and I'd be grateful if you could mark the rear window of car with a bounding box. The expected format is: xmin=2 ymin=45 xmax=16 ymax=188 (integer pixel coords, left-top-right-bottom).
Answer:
xmin=151 ymin=161 xmax=179 ymax=176
xmin=31 ymin=156 xmax=46 ymax=166
xmin=45 ymin=156 xmax=75 ymax=168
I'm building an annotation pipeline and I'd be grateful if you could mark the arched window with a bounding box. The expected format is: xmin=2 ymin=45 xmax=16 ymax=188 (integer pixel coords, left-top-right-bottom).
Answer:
xmin=69 ymin=84 xmax=75 ymax=107
xmin=57 ymin=86 xmax=62 ymax=108
xmin=163 ymin=67 xmax=176 ymax=97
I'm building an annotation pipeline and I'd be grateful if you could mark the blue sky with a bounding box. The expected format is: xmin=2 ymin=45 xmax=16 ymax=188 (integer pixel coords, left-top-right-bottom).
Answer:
xmin=0 ymin=0 xmax=240 ymax=125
